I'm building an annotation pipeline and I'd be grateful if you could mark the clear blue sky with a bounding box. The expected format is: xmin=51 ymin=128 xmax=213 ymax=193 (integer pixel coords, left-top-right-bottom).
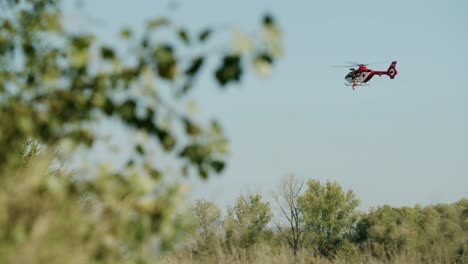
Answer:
xmin=67 ymin=0 xmax=468 ymax=210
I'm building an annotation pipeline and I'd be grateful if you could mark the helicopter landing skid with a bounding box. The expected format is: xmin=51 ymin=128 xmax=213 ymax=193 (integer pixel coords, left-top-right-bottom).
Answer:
xmin=344 ymin=83 xmax=369 ymax=87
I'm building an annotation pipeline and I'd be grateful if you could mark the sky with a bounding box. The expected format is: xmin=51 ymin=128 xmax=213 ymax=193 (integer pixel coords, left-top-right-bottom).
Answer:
xmin=66 ymin=0 xmax=468 ymax=210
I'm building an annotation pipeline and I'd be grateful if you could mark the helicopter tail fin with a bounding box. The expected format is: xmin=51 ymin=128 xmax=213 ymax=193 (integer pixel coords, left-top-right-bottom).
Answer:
xmin=386 ymin=61 xmax=398 ymax=79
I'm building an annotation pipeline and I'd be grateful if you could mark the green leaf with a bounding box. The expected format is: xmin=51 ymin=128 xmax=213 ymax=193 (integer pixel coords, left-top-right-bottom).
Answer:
xmin=70 ymin=35 xmax=94 ymax=51
xmin=179 ymin=81 xmax=192 ymax=96
xmin=215 ymin=55 xmax=242 ymax=86
xmin=198 ymin=166 xmax=208 ymax=179
xmin=183 ymin=118 xmax=201 ymax=136
xmin=100 ymin=46 xmax=115 ymax=60
xmin=120 ymin=28 xmax=132 ymax=39
xmin=178 ymin=29 xmax=190 ymax=45
xmin=256 ymin=53 xmax=274 ymax=64
xmin=147 ymin=17 xmax=169 ymax=30
xmin=154 ymin=44 xmax=177 ymax=80
xmin=210 ymin=120 xmax=223 ymax=134
xmin=118 ymin=100 xmax=137 ymax=121
xmin=179 ymin=144 xmax=210 ymax=164
xmin=102 ymin=98 xmax=115 ymax=115
xmin=263 ymin=14 xmax=275 ymax=27
xmin=185 ymin=56 xmax=204 ymax=77
xmin=156 ymin=128 xmax=176 ymax=151
xmin=22 ymin=42 xmax=35 ymax=56
xmin=135 ymin=144 xmax=145 ymax=155
xmin=198 ymin=28 xmax=212 ymax=42
xmin=210 ymin=160 xmax=225 ymax=173
xmin=253 ymin=53 xmax=274 ymax=78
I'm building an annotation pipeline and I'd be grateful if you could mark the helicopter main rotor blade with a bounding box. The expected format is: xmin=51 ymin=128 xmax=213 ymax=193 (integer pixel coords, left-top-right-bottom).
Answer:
xmin=344 ymin=61 xmax=363 ymax=66
xmin=344 ymin=61 xmax=391 ymax=66
xmin=331 ymin=60 xmax=393 ymax=68
xmin=331 ymin=65 xmax=356 ymax=68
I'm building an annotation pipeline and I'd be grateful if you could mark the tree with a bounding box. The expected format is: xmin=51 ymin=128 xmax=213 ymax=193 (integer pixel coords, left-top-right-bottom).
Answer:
xmin=224 ymin=193 xmax=273 ymax=248
xmin=272 ymin=174 xmax=306 ymax=254
xmin=298 ymin=179 xmax=360 ymax=257
xmin=0 ymin=0 xmax=282 ymax=262
xmin=190 ymin=200 xmax=222 ymax=253
xmin=356 ymin=200 xmax=468 ymax=263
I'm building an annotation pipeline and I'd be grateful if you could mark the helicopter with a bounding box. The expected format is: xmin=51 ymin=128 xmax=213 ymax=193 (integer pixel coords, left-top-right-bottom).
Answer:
xmin=336 ymin=61 xmax=398 ymax=90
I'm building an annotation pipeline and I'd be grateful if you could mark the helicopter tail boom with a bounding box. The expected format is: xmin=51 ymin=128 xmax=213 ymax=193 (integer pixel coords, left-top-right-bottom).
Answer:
xmin=374 ymin=61 xmax=398 ymax=79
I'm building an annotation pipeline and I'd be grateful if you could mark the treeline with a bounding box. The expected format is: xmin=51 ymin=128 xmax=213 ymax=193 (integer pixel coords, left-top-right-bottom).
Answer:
xmin=167 ymin=175 xmax=468 ymax=264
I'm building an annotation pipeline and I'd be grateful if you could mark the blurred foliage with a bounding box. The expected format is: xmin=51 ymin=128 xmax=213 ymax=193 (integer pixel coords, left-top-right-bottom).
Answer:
xmin=0 ymin=0 xmax=283 ymax=178
xmin=0 ymin=152 xmax=192 ymax=263
xmin=0 ymin=0 xmax=283 ymax=262
xmin=0 ymin=148 xmax=192 ymax=263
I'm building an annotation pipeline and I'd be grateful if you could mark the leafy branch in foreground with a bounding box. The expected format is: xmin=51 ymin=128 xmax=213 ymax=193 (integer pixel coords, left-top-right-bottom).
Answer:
xmin=0 ymin=0 xmax=282 ymax=179
xmin=0 ymin=0 xmax=283 ymax=261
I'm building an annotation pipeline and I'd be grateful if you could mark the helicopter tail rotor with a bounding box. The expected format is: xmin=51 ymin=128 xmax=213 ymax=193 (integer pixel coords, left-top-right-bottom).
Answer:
xmin=386 ymin=61 xmax=398 ymax=79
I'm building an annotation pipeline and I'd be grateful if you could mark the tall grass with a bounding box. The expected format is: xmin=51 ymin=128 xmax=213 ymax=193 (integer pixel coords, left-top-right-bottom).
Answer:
xmin=164 ymin=243 xmax=467 ymax=264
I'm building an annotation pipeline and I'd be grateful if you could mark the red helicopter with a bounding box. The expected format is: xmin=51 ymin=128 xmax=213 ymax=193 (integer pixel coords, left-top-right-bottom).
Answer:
xmin=337 ymin=61 xmax=398 ymax=90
